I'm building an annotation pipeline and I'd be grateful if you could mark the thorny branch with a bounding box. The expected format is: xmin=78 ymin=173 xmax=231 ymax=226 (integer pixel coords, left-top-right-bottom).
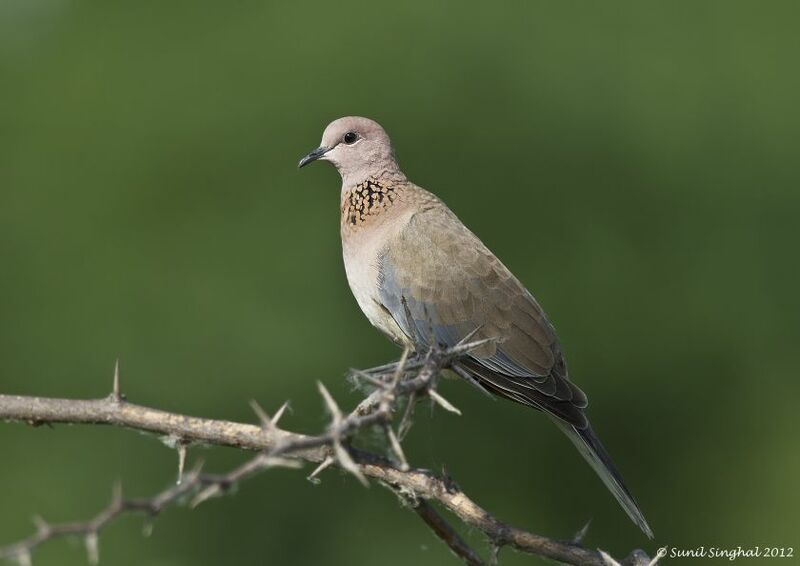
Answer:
xmin=0 ymin=343 xmax=658 ymax=566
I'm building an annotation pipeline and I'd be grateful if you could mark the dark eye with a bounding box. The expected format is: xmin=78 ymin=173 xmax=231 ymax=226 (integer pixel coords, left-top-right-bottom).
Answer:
xmin=343 ymin=132 xmax=358 ymax=144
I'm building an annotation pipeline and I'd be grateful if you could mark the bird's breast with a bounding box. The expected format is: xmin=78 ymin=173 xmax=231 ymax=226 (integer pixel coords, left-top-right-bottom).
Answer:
xmin=341 ymin=207 xmax=414 ymax=348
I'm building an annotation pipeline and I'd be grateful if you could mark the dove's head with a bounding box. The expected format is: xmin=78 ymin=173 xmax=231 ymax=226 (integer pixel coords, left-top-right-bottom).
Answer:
xmin=298 ymin=116 xmax=403 ymax=185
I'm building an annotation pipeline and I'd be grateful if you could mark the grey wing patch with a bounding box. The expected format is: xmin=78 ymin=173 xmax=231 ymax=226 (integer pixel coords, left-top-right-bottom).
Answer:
xmin=375 ymin=256 xmax=453 ymax=349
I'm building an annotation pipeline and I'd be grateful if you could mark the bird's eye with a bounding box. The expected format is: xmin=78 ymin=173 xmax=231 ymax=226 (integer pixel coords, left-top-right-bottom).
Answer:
xmin=343 ymin=132 xmax=358 ymax=144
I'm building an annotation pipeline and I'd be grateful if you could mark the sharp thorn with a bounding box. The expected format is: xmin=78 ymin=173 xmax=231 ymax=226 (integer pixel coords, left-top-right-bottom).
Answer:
xmin=142 ymin=519 xmax=154 ymax=538
xmin=398 ymin=392 xmax=417 ymax=440
xmin=333 ymin=442 xmax=368 ymax=487
xmin=271 ymin=401 xmax=290 ymax=427
xmin=15 ymin=550 xmax=32 ymax=566
xmin=249 ymin=400 xmax=272 ymax=430
xmin=190 ymin=484 xmax=221 ymax=508
xmin=32 ymin=514 xmax=49 ymax=535
xmin=598 ymin=550 xmax=622 ymax=566
xmin=350 ymin=369 xmax=390 ymax=389
xmin=111 ymin=358 xmax=122 ymax=402
xmin=262 ymin=456 xmax=303 ymax=469
xmin=111 ymin=480 xmax=123 ymax=506
xmin=489 ymin=543 xmax=501 ymax=566
xmin=450 ymin=364 xmax=495 ymax=399
xmin=391 ymin=347 xmax=411 ymax=386
xmin=456 ymin=337 xmax=495 ymax=355
xmin=428 ymin=388 xmax=462 ymax=415
xmin=176 ymin=444 xmax=187 ymax=485
xmin=85 ymin=532 xmax=99 ymax=565
xmin=572 ymin=518 xmax=592 ymax=544
xmin=187 ymin=459 xmax=205 ymax=479
xmin=317 ymin=382 xmax=342 ymax=422
xmin=307 ymin=456 xmax=335 ymax=484
xmin=455 ymin=324 xmax=484 ymax=347
xmin=385 ymin=426 xmax=409 ymax=471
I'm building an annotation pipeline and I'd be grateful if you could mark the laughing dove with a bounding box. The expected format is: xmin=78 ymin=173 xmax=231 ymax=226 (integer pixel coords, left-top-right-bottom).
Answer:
xmin=299 ymin=116 xmax=653 ymax=538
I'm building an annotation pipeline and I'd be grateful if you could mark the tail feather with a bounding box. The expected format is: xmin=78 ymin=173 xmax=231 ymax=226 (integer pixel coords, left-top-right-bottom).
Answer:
xmin=552 ymin=418 xmax=654 ymax=539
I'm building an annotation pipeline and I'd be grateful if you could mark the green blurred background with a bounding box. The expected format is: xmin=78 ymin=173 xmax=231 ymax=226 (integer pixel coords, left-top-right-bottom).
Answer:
xmin=1 ymin=1 xmax=798 ymax=564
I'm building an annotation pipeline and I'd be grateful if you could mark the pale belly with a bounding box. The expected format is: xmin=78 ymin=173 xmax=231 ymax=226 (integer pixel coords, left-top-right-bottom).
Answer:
xmin=341 ymin=229 xmax=413 ymax=348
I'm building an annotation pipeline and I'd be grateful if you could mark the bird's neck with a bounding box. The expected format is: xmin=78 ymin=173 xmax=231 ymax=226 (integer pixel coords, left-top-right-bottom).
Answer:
xmin=340 ymin=176 xmax=404 ymax=228
xmin=336 ymin=160 xmax=406 ymax=188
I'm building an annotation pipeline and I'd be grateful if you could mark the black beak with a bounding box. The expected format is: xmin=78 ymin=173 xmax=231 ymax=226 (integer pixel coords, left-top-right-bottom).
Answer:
xmin=298 ymin=146 xmax=330 ymax=168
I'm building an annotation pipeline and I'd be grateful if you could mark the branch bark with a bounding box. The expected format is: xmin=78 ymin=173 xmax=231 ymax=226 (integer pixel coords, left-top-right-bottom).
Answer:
xmin=0 ymin=348 xmax=655 ymax=566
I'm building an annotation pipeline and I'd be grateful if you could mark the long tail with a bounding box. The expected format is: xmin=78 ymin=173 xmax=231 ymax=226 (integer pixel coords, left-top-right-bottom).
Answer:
xmin=551 ymin=418 xmax=654 ymax=539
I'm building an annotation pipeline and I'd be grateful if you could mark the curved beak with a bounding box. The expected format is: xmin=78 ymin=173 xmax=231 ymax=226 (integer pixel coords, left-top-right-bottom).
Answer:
xmin=298 ymin=146 xmax=330 ymax=168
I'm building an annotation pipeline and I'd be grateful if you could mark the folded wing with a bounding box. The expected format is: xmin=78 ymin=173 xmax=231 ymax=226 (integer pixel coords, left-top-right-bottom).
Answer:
xmin=377 ymin=206 xmax=588 ymax=428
